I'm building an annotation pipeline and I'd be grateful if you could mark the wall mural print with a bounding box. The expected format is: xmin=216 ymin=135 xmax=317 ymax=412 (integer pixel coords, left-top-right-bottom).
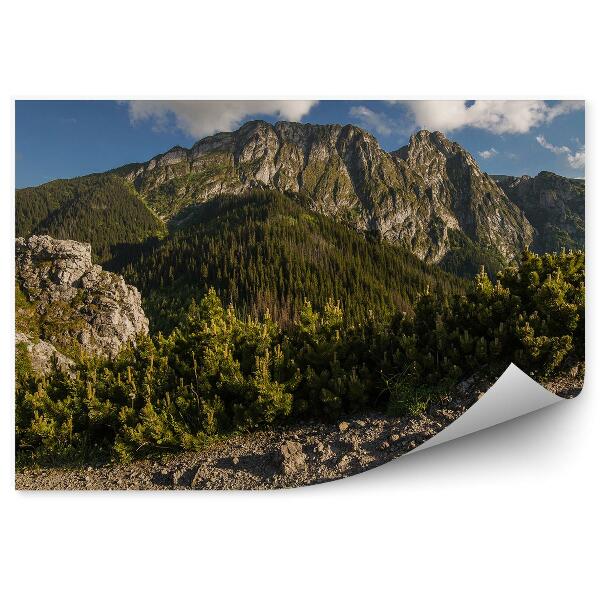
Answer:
xmin=14 ymin=100 xmax=585 ymax=490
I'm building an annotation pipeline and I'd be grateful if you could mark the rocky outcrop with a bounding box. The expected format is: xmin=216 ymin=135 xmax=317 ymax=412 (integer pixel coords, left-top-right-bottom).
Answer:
xmin=15 ymin=332 xmax=73 ymax=374
xmin=493 ymin=171 xmax=584 ymax=253
xmin=121 ymin=121 xmax=534 ymax=265
xmin=16 ymin=235 xmax=148 ymax=367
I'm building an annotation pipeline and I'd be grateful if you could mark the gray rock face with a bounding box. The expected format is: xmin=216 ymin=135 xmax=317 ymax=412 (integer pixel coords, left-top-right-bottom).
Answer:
xmin=16 ymin=331 xmax=73 ymax=375
xmin=16 ymin=235 xmax=149 ymax=363
xmin=123 ymin=121 xmax=534 ymax=264
xmin=391 ymin=130 xmax=534 ymax=262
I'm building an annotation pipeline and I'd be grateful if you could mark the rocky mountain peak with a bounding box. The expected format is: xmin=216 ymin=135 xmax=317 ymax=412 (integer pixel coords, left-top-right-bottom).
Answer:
xmin=389 ymin=129 xmax=534 ymax=262
xmin=16 ymin=235 xmax=149 ymax=372
xmin=394 ymin=129 xmax=476 ymax=167
xmin=410 ymin=128 xmax=448 ymax=146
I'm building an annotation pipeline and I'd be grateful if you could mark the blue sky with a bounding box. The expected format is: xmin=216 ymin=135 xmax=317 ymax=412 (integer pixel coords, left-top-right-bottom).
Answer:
xmin=16 ymin=100 xmax=585 ymax=188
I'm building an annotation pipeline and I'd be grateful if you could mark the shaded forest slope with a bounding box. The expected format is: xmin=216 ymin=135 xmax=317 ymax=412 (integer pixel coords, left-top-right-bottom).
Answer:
xmin=118 ymin=190 xmax=467 ymax=331
xmin=15 ymin=173 xmax=166 ymax=263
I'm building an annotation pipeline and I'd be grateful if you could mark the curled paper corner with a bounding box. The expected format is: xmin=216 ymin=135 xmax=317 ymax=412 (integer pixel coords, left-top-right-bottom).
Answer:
xmin=409 ymin=363 xmax=576 ymax=454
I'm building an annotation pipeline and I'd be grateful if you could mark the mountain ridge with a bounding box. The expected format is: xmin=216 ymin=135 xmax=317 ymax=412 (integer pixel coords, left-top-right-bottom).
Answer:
xmin=115 ymin=120 xmax=533 ymax=265
xmin=16 ymin=121 xmax=583 ymax=272
xmin=492 ymin=171 xmax=584 ymax=253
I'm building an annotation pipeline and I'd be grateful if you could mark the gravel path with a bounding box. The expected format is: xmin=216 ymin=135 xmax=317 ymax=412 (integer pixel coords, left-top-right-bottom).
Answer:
xmin=16 ymin=367 xmax=583 ymax=491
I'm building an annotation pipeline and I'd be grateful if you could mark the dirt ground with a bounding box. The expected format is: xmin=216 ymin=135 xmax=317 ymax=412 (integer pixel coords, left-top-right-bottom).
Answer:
xmin=15 ymin=366 xmax=584 ymax=491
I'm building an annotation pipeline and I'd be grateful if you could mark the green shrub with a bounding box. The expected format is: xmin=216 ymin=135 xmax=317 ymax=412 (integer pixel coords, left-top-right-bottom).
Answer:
xmin=15 ymin=249 xmax=584 ymax=466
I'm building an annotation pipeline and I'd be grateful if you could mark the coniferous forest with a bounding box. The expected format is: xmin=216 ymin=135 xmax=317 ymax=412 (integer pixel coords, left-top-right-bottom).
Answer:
xmin=16 ymin=174 xmax=166 ymax=263
xmin=116 ymin=191 xmax=467 ymax=331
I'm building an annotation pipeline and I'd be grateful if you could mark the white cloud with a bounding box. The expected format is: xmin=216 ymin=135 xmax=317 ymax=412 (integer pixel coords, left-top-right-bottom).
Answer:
xmin=403 ymin=100 xmax=583 ymax=134
xmin=478 ymin=147 xmax=498 ymax=159
xmin=126 ymin=100 xmax=318 ymax=139
xmin=567 ymin=150 xmax=585 ymax=169
xmin=349 ymin=105 xmax=394 ymax=136
xmin=536 ymin=134 xmax=585 ymax=171
xmin=535 ymin=135 xmax=570 ymax=155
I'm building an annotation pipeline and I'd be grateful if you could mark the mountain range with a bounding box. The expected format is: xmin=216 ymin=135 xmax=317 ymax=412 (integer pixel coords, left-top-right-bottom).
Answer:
xmin=113 ymin=122 xmax=537 ymax=266
xmin=15 ymin=121 xmax=584 ymax=327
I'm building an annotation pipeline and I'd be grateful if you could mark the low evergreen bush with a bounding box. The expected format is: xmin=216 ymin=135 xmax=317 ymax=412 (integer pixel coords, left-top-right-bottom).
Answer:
xmin=16 ymin=249 xmax=584 ymax=466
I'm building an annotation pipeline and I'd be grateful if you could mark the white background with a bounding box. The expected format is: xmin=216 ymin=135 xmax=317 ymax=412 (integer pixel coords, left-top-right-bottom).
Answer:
xmin=0 ymin=1 xmax=597 ymax=598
